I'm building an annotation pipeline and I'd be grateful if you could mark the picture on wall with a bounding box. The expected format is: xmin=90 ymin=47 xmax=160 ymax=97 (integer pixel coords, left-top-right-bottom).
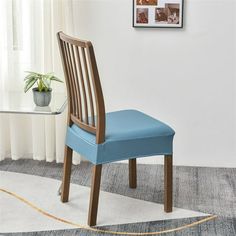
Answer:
xmin=133 ymin=0 xmax=184 ymax=28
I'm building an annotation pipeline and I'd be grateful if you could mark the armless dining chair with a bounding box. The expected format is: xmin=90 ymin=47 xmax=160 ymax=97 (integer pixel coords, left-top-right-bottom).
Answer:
xmin=57 ymin=32 xmax=175 ymax=227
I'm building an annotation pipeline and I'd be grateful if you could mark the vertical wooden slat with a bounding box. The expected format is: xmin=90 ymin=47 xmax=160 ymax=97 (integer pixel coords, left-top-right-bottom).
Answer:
xmin=65 ymin=43 xmax=77 ymax=116
xmin=63 ymin=42 xmax=75 ymax=115
xmin=67 ymin=43 xmax=80 ymax=118
xmin=70 ymin=44 xmax=83 ymax=120
xmin=82 ymin=47 xmax=95 ymax=126
xmin=67 ymin=43 xmax=81 ymax=118
xmin=75 ymin=47 xmax=89 ymax=124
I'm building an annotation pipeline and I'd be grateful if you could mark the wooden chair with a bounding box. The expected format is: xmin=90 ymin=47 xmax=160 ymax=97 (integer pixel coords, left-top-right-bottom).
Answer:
xmin=57 ymin=32 xmax=175 ymax=226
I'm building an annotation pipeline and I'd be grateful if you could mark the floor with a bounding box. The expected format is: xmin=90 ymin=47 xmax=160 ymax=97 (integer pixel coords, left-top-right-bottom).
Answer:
xmin=0 ymin=159 xmax=236 ymax=236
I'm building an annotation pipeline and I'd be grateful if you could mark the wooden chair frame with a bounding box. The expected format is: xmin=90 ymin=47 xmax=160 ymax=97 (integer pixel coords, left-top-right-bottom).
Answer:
xmin=57 ymin=32 xmax=173 ymax=226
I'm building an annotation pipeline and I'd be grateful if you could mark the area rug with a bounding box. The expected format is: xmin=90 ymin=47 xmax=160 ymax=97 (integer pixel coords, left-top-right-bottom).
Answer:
xmin=0 ymin=171 xmax=210 ymax=233
xmin=0 ymin=159 xmax=235 ymax=235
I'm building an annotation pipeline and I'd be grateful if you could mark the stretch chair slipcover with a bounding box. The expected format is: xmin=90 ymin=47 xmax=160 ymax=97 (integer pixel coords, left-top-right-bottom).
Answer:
xmin=66 ymin=109 xmax=175 ymax=165
xmin=57 ymin=32 xmax=175 ymax=226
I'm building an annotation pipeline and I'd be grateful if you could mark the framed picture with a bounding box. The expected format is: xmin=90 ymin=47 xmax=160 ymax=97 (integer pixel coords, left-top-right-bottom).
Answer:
xmin=133 ymin=0 xmax=184 ymax=28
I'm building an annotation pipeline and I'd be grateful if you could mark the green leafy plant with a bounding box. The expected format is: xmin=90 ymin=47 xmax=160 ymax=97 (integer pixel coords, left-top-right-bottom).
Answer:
xmin=24 ymin=71 xmax=63 ymax=93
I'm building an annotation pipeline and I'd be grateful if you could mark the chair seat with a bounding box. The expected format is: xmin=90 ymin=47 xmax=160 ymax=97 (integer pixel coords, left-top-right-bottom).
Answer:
xmin=66 ymin=110 xmax=175 ymax=165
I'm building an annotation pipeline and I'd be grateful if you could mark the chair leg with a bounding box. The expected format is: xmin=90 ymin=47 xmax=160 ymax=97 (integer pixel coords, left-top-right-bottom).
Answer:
xmin=61 ymin=145 xmax=73 ymax=203
xmin=164 ymin=155 xmax=173 ymax=212
xmin=129 ymin=159 xmax=137 ymax=188
xmin=88 ymin=164 xmax=102 ymax=226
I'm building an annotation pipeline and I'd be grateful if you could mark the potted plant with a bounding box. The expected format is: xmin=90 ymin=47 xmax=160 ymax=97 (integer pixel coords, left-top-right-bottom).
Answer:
xmin=24 ymin=71 xmax=63 ymax=107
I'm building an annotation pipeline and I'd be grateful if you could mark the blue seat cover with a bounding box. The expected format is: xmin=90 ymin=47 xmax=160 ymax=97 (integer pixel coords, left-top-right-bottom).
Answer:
xmin=66 ymin=110 xmax=175 ymax=165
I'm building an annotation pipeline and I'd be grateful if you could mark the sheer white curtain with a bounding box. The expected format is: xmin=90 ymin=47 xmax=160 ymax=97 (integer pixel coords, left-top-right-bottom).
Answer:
xmin=0 ymin=0 xmax=81 ymax=164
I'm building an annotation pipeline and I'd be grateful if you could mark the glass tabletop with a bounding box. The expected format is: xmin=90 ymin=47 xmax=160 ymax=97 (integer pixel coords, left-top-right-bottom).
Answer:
xmin=0 ymin=91 xmax=67 ymax=115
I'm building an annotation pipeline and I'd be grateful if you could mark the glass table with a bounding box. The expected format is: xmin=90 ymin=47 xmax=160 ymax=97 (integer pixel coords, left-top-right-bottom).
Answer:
xmin=0 ymin=91 xmax=67 ymax=194
xmin=0 ymin=91 xmax=67 ymax=115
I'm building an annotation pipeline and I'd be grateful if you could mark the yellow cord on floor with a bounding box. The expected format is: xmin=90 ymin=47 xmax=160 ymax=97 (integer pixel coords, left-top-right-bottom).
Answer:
xmin=0 ymin=188 xmax=217 ymax=235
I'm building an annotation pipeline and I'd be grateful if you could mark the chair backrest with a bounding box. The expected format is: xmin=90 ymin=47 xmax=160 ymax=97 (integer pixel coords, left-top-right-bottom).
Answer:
xmin=57 ymin=32 xmax=105 ymax=144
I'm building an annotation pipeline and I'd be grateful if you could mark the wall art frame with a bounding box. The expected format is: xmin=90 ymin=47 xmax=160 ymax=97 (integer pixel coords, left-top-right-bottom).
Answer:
xmin=133 ymin=0 xmax=184 ymax=28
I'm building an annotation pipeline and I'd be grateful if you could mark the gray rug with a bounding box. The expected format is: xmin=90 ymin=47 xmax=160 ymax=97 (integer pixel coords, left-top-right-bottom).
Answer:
xmin=0 ymin=159 xmax=236 ymax=236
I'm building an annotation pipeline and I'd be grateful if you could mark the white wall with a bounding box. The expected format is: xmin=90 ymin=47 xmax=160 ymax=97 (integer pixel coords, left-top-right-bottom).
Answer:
xmin=72 ymin=0 xmax=236 ymax=167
